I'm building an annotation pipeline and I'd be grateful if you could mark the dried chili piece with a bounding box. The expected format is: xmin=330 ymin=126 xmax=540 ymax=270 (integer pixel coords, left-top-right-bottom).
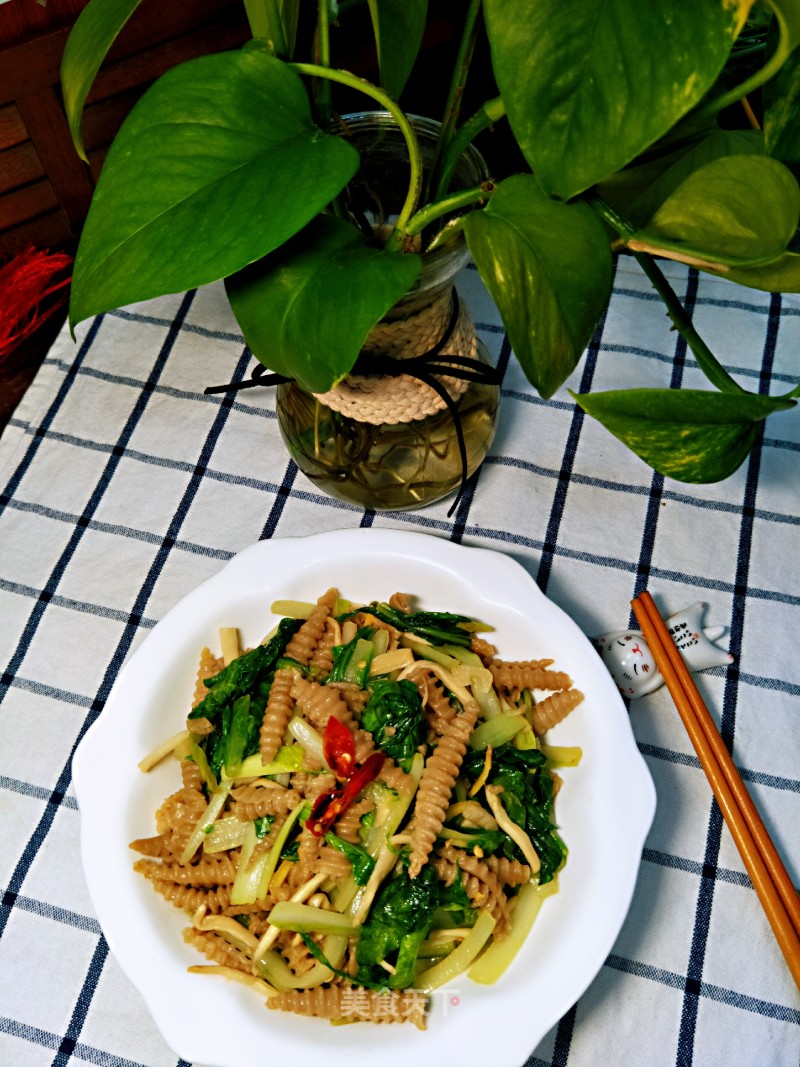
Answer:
xmin=323 ymin=714 xmax=356 ymax=780
xmin=306 ymin=720 xmax=384 ymax=837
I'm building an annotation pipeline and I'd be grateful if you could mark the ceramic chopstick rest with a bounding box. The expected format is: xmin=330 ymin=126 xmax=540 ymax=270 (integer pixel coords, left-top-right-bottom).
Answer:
xmin=596 ymin=601 xmax=733 ymax=698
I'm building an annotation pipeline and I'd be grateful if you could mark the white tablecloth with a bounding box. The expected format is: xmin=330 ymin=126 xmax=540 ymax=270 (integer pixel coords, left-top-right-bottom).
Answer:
xmin=1 ymin=257 xmax=798 ymax=1066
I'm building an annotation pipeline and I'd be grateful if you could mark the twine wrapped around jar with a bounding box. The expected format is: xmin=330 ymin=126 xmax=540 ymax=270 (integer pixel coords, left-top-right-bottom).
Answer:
xmin=312 ymin=287 xmax=474 ymax=425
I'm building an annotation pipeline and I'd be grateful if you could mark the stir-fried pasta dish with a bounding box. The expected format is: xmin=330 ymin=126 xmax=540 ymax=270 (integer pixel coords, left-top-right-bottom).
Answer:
xmin=132 ymin=589 xmax=584 ymax=1029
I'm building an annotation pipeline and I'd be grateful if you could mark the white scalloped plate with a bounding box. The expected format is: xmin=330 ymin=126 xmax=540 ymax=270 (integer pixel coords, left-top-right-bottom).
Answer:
xmin=73 ymin=529 xmax=655 ymax=1067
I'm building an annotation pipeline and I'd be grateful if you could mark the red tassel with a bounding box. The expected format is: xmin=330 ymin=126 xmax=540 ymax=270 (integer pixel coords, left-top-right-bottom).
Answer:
xmin=0 ymin=247 xmax=72 ymax=364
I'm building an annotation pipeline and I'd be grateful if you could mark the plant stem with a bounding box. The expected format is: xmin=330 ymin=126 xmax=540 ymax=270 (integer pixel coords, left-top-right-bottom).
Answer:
xmin=427 ymin=0 xmax=484 ymax=200
xmin=259 ymin=0 xmax=289 ymax=56
xmin=290 ymin=62 xmax=423 ymax=248
xmin=590 ymin=196 xmax=746 ymax=395
xmin=406 ymin=183 xmax=495 ymax=242
xmin=314 ymin=0 xmax=333 ymax=133
xmin=695 ymin=16 xmax=792 ymax=122
xmin=242 ymin=0 xmax=270 ymax=39
xmin=435 ymin=97 xmax=505 ymax=201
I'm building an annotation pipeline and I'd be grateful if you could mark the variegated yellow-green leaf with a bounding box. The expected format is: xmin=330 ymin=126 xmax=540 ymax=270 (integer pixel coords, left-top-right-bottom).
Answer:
xmin=705 ymin=251 xmax=800 ymax=291
xmin=69 ymin=50 xmax=359 ymax=328
xmin=465 ymin=175 xmax=612 ymax=398
xmin=484 ymin=0 xmax=749 ymax=199
xmin=226 ymin=216 xmax=422 ymax=394
xmin=600 ymin=129 xmax=764 ymax=229
xmin=630 ymin=154 xmax=800 ymax=266
xmin=573 ymin=388 xmax=795 ymax=482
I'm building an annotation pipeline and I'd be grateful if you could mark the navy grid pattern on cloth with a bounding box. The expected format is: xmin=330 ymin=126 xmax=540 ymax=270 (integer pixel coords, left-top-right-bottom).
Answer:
xmin=0 ymin=258 xmax=798 ymax=1067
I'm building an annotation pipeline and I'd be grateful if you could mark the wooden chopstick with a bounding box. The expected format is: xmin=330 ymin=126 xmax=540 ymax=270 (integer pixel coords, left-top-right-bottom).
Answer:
xmin=631 ymin=591 xmax=800 ymax=990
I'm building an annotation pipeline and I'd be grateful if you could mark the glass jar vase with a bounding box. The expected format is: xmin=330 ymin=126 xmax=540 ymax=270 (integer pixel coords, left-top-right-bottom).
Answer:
xmin=276 ymin=112 xmax=500 ymax=512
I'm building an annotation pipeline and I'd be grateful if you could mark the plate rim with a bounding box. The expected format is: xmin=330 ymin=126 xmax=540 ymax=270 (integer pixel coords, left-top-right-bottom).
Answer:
xmin=73 ymin=528 xmax=656 ymax=1066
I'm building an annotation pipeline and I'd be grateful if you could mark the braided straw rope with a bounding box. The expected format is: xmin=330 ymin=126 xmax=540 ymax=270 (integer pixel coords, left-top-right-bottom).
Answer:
xmin=313 ymin=287 xmax=476 ymax=425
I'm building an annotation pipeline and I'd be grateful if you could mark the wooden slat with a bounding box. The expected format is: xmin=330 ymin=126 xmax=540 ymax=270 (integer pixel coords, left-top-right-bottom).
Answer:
xmin=0 ymin=102 xmax=26 ymax=150
xmin=0 ymin=209 xmax=72 ymax=259
xmin=0 ymin=0 xmax=246 ymax=104
xmin=87 ymin=17 xmax=250 ymax=103
xmin=0 ymin=0 xmax=87 ymax=50
xmin=16 ymin=87 xmax=94 ymax=228
xmin=0 ymin=140 xmax=43 ymax=194
xmin=0 ymin=177 xmax=57 ymax=229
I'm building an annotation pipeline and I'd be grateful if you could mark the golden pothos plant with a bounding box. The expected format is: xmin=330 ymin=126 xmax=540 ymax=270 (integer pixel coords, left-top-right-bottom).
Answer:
xmin=61 ymin=0 xmax=800 ymax=483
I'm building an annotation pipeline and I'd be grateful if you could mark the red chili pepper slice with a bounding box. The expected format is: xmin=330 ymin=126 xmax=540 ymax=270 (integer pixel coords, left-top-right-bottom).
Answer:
xmin=306 ymin=751 xmax=385 ymax=837
xmin=323 ymin=714 xmax=357 ymax=780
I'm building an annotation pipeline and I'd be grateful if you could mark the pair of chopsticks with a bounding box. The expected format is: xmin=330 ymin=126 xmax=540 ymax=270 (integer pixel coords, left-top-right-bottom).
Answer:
xmin=631 ymin=591 xmax=800 ymax=990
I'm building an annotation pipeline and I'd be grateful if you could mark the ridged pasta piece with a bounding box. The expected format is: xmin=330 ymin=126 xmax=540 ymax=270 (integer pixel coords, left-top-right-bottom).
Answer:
xmin=351 ymin=610 xmax=402 ymax=652
xmin=230 ymin=784 xmax=303 ymax=821
xmin=469 ymin=634 xmax=497 ymax=661
xmin=180 ymin=757 xmax=205 ymax=792
xmin=408 ymin=700 xmax=478 ymax=877
xmin=418 ymin=668 xmax=458 ymax=736
xmin=284 ymin=588 xmax=338 ymax=665
xmin=378 ymin=759 xmax=413 ymax=794
xmin=267 ymin=986 xmax=427 ymax=1029
xmin=193 ymin=647 xmax=224 ymax=707
xmin=325 ymin=681 xmax=370 ymax=717
xmin=487 ymin=660 xmax=568 ymax=697
xmin=290 ymin=675 xmax=356 ymax=734
xmin=187 ymin=716 xmax=214 ymax=736
xmin=352 ymin=727 xmax=376 ymax=764
xmin=129 ymin=833 xmax=173 ymax=858
xmin=277 ymin=930 xmax=319 ymax=977
xmin=243 ymin=912 xmax=274 ymax=937
xmin=531 ymin=688 xmax=584 ymax=735
xmin=182 ymin=927 xmax=250 ymax=972
xmin=308 ymin=618 xmax=338 ymax=680
xmin=316 ymin=845 xmax=352 ymax=880
xmin=290 ymin=828 xmax=321 ymax=888
xmin=259 ymin=667 xmax=298 ymax=763
xmin=140 ymin=876 xmax=232 ymax=914
xmin=456 ymin=858 xmax=511 ymax=939
xmin=333 ymin=796 xmax=374 ymax=844
xmin=486 ymin=855 xmax=532 ymax=887
xmin=135 ymin=853 xmax=238 ymax=887
xmin=441 ymin=844 xmax=512 ymax=938
xmin=143 ymin=784 xmax=206 ymax=857
xmin=388 ymin=591 xmax=413 ymax=612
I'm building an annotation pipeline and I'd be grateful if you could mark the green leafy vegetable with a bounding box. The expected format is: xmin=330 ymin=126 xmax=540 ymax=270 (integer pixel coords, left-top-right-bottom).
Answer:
xmin=361 ymin=679 xmax=427 ymax=770
xmin=189 ymin=617 xmax=302 ymax=720
xmin=323 ymin=831 xmax=376 ymax=885
xmin=435 ymin=874 xmax=477 ymax=929
xmin=254 ymin=815 xmax=275 ymax=840
xmin=356 ymin=861 xmax=440 ymax=989
xmin=368 ymin=603 xmax=475 ymax=647
xmin=463 ymin=744 xmax=565 ymax=884
xmin=328 ymin=626 xmax=376 ymax=685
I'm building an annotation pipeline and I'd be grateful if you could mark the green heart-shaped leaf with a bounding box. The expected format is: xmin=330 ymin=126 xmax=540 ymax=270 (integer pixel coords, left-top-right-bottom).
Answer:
xmin=706 ymin=250 xmax=800 ymax=292
xmin=602 ymin=129 xmax=765 ymax=229
xmin=484 ymin=0 xmax=745 ymax=199
xmin=629 ymin=154 xmax=800 ymax=266
xmin=465 ymin=175 xmax=612 ymax=398
xmin=573 ymin=388 xmax=795 ymax=482
xmin=226 ymin=216 xmax=422 ymax=393
xmin=597 ymin=125 xmax=762 ymax=226
xmin=61 ymin=0 xmax=146 ymax=161
xmin=367 ymin=0 xmax=428 ymax=100
xmin=70 ymin=50 xmax=359 ymax=328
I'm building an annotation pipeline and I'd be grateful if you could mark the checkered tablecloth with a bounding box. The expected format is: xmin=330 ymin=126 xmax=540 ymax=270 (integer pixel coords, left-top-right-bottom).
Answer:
xmin=1 ymin=256 xmax=799 ymax=1067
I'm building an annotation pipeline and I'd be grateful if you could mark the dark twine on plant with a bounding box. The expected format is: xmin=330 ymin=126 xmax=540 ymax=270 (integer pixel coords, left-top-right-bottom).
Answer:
xmin=204 ymin=291 xmax=501 ymax=517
